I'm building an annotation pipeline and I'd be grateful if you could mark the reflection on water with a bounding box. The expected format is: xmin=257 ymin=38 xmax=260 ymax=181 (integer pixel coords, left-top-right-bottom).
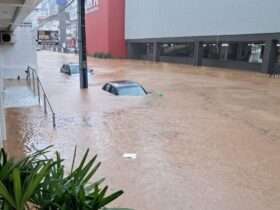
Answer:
xmin=5 ymin=51 xmax=280 ymax=210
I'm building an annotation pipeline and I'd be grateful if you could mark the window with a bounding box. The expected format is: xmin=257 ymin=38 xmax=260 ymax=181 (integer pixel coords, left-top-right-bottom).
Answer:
xmin=117 ymin=86 xmax=146 ymax=96
xmin=248 ymin=43 xmax=264 ymax=64
xmin=203 ymin=43 xmax=220 ymax=59
xmin=69 ymin=64 xmax=80 ymax=74
xmin=146 ymin=43 xmax=153 ymax=56
xmin=61 ymin=65 xmax=66 ymax=73
xmin=202 ymin=42 xmax=264 ymax=63
xmin=160 ymin=43 xmax=194 ymax=57
xmin=102 ymin=84 xmax=111 ymax=92
xmin=276 ymin=42 xmax=280 ymax=64
xmin=65 ymin=65 xmax=71 ymax=74
xmin=111 ymin=87 xmax=118 ymax=95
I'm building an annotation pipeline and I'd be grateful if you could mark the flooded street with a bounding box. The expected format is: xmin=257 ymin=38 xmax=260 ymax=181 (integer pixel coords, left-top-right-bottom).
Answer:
xmin=5 ymin=51 xmax=280 ymax=210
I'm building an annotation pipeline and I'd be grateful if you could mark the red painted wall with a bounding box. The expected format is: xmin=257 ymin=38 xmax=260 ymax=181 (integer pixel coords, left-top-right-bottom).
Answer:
xmin=86 ymin=0 xmax=109 ymax=55
xmin=85 ymin=0 xmax=127 ymax=58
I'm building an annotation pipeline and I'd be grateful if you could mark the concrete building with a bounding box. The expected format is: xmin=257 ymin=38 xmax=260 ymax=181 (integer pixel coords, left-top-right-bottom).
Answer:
xmin=125 ymin=0 xmax=280 ymax=73
xmin=0 ymin=0 xmax=42 ymax=145
xmin=0 ymin=25 xmax=38 ymax=79
xmin=85 ymin=0 xmax=280 ymax=73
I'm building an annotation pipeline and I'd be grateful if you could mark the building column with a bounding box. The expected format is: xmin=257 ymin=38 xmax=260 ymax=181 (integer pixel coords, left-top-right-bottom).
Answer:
xmin=262 ymin=40 xmax=277 ymax=73
xmin=193 ymin=41 xmax=203 ymax=66
xmin=152 ymin=42 xmax=160 ymax=62
xmin=220 ymin=44 xmax=229 ymax=61
xmin=229 ymin=43 xmax=238 ymax=60
xmin=127 ymin=43 xmax=136 ymax=59
xmin=237 ymin=42 xmax=252 ymax=61
xmin=237 ymin=43 xmax=245 ymax=60
xmin=58 ymin=4 xmax=68 ymax=53
xmin=0 ymin=77 xmax=6 ymax=146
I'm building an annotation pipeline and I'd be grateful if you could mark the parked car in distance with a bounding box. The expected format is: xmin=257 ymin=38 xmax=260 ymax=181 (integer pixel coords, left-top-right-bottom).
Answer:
xmin=60 ymin=63 xmax=94 ymax=75
xmin=102 ymin=80 xmax=148 ymax=96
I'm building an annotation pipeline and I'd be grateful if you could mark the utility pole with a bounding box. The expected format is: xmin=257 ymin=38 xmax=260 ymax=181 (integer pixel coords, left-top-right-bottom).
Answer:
xmin=77 ymin=0 xmax=88 ymax=89
xmin=58 ymin=4 xmax=67 ymax=53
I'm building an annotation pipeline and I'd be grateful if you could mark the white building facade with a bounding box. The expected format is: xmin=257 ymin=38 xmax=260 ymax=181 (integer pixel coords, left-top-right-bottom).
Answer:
xmin=0 ymin=0 xmax=42 ymax=145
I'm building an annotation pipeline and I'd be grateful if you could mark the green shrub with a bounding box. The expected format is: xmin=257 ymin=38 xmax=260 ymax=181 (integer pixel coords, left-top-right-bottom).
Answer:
xmin=94 ymin=52 xmax=102 ymax=58
xmin=93 ymin=52 xmax=113 ymax=59
xmin=0 ymin=147 xmax=128 ymax=210
xmin=0 ymin=147 xmax=52 ymax=210
xmin=104 ymin=53 xmax=112 ymax=59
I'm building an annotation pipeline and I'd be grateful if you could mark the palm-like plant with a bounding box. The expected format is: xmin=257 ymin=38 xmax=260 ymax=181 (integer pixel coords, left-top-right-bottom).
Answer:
xmin=0 ymin=147 xmax=127 ymax=210
xmin=32 ymin=147 xmax=124 ymax=210
xmin=0 ymin=147 xmax=52 ymax=210
xmin=0 ymin=163 xmax=51 ymax=210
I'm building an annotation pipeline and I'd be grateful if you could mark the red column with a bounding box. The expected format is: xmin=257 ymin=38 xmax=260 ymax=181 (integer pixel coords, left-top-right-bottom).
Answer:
xmin=85 ymin=0 xmax=127 ymax=58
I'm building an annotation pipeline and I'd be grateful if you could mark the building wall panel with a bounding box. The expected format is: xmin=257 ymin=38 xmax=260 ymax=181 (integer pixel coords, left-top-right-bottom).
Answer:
xmin=86 ymin=0 xmax=110 ymax=55
xmin=125 ymin=0 xmax=280 ymax=39
xmin=0 ymin=26 xmax=38 ymax=79
xmin=108 ymin=0 xmax=127 ymax=57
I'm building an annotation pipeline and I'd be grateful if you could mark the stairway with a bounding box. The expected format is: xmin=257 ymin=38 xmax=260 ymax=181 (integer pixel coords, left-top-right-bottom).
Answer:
xmin=4 ymin=66 xmax=56 ymax=129
xmin=4 ymin=79 xmax=38 ymax=108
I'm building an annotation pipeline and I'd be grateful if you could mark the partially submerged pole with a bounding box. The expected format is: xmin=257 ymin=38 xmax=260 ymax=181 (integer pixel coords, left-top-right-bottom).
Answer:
xmin=77 ymin=0 xmax=88 ymax=89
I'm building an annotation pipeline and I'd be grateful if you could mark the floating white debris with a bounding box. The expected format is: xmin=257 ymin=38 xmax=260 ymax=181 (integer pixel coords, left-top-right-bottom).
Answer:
xmin=123 ymin=153 xmax=137 ymax=159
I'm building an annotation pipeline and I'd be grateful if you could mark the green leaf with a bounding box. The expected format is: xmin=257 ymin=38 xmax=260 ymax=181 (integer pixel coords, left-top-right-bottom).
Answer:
xmin=12 ymin=168 xmax=23 ymax=210
xmin=81 ymin=162 xmax=101 ymax=185
xmin=0 ymin=180 xmax=16 ymax=208
xmin=22 ymin=162 xmax=51 ymax=203
xmin=98 ymin=186 xmax=108 ymax=202
xmin=0 ymin=161 xmax=16 ymax=180
xmin=75 ymin=156 xmax=98 ymax=185
xmin=85 ymin=178 xmax=105 ymax=192
xmin=99 ymin=190 xmax=124 ymax=208
xmin=71 ymin=146 xmax=77 ymax=173
xmin=77 ymin=148 xmax=90 ymax=171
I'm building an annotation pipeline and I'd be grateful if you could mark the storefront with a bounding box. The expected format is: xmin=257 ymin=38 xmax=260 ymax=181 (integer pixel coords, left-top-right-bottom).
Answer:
xmin=84 ymin=0 xmax=280 ymax=73
xmin=125 ymin=0 xmax=280 ymax=73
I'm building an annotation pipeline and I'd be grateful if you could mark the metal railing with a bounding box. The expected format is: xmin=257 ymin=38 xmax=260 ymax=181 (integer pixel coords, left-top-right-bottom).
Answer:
xmin=26 ymin=66 xmax=56 ymax=128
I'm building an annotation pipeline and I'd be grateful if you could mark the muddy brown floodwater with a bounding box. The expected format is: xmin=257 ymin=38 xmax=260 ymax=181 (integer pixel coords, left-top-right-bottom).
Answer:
xmin=5 ymin=51 xmax=280 ymax=210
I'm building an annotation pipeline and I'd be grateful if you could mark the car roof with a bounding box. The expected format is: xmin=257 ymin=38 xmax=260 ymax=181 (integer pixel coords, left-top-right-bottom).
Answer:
xmin=107 ymin=80 xmax=142 ymax=88
xmin=65 ymin=64 xmax=92 ymax=69
xmin=66 ymin=63 xmax=79 ymax=67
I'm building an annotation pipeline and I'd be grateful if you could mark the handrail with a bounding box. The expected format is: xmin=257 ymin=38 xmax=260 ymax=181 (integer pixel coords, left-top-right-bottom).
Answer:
xmin=26 ymin=66 xmax=56 ymax=128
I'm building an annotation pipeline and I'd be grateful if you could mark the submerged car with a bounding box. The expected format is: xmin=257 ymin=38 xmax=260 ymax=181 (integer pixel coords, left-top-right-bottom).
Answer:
xmin=102 ymin=80 xmax=148 ymax=96
xmin=60 ymin=63 xmax=93 ymax=75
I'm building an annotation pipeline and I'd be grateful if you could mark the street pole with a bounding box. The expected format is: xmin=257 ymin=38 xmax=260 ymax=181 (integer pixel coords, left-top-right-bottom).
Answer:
xmin=58 ymin=4 xmax=67 ymax=53
xmin=77 ymin=0 xmax=88 ymax=89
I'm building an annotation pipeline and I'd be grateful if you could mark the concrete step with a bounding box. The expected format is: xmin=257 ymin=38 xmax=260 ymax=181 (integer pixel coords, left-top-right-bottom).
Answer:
xmin=4 ymin=80 xmax=39 ymax=108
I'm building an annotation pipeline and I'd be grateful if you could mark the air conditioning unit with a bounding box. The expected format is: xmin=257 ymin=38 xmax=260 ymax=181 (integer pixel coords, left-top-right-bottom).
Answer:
xmin=0 ymin=32 xmax=15 ymax=45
